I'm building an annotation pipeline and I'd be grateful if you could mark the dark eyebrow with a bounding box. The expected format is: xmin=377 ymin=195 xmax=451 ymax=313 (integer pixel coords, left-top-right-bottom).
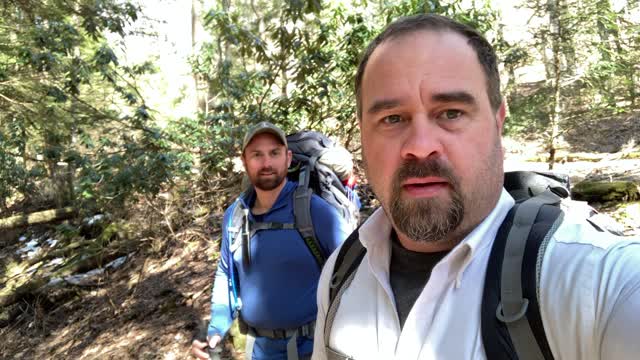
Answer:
xmin=367 ymin=91 xmax=477 ymax=116
xmin=367 ymin=98 xmax=402 ymax=116
xmin=431 ymin=91 xmax=477 ymax=106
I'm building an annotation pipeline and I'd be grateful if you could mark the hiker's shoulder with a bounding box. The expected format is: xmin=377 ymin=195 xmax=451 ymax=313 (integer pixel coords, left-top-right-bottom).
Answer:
xmin=540 ymin=219 xmax=640 ymax=357
xmin=543 ymin=216 xmax=640 ymax=284
xmin=551 ymin=212 xmax=637 ymax=250
xmin=309 ymin=193 xmax=341 ymax=217
xmin=221 ymin=198 xmax=241 ymax=219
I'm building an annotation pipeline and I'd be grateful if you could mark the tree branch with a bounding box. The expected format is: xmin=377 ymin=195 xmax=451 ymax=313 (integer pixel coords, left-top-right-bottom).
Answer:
xmin=0 ymin=92 xmax=27 ymax=105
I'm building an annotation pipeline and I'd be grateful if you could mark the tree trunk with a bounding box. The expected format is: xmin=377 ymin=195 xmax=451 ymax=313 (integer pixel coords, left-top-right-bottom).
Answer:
xmin=67 ymin=121 xmax=77 ymax=203
xmin=192 ymin=0 xmax=209 ymax=115
xmin=613 ymin=14 xmax=636 ymax=107
xmin=596 ymin=0 xmax=612 ymax=61
xmin=546 ymin=0 xmax=563 ymax=170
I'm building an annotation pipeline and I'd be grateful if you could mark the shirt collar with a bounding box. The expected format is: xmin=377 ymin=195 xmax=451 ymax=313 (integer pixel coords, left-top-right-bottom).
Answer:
xmin=448 ymin=188 xmax=515 ymax=287
xmin=359 ymin=188 xmax=515 ymax=288
xmin=240 ymin=180 xmax=297 ymax=213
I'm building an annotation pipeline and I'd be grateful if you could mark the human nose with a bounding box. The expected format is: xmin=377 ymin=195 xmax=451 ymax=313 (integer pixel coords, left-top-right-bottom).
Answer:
xmin=263 ymin=153 xmax=276 ymax=168
xmin=400 ymin=114 xmax=444 ymax=161
xmin=260 ymin=157 xmax=270 ymax=169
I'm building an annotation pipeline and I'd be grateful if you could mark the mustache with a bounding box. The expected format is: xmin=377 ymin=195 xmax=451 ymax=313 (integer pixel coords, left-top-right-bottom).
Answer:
xmin=395 ymin=158 xmax=458 ymax=186
xmin=258 ymin=167 xmax=276 ymax=174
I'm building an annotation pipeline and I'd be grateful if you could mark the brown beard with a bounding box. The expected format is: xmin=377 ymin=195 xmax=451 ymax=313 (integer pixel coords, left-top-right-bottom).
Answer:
xmin=250 ymin=166 xmax=287 ymax=191
xmin=388 ymin=158 xmax=464 ymax=244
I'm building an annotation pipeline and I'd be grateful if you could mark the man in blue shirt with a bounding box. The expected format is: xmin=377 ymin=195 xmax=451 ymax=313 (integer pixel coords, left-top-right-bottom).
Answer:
xmin=192 ymin=122 xmax=352 ymax=359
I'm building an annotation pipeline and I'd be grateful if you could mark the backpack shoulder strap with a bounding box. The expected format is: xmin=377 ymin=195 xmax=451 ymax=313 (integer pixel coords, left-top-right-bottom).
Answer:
xmin=324 ymin=228 xmax=366 ymax=349
xmin=482 ymin=190 xmax=564 ymax=360
xmin=293 ymin=163 xmax=327 ymax=268
xmin=228 ymin=199 xmax=246 ymax=253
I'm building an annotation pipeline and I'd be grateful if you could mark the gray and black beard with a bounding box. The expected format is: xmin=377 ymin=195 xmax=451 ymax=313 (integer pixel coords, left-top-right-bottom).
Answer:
xmin=389 ymin=158 xmax=464 ymax=244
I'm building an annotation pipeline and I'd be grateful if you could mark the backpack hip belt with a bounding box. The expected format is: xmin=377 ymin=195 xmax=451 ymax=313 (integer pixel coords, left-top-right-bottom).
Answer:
xmin=247 ymin=321 xmax=316 ymax=339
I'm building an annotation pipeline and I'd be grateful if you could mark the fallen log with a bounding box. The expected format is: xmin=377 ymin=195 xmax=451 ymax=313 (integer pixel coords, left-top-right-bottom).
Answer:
xmin=572 ymin=180 xmax=640 ymax=203
xmin=0 ymin=207 xmax=76 ymax=230
xmin=0 ymin=277 xmax=49 ymax=309
xmin=0 ymin=247 xmax=132 ymax=308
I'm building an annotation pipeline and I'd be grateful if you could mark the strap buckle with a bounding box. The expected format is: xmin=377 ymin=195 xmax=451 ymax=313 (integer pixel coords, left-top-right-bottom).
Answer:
xmin=496 ymin=299 xmax=529 ymax=323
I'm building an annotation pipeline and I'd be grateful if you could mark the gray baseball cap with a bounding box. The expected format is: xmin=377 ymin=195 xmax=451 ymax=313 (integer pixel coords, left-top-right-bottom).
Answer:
xmin=241 ymin=121 xmax=288 ymax=153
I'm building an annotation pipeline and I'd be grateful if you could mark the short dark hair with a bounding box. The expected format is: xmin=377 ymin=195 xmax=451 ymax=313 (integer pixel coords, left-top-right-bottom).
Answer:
xmin=355 ymin=14 xmax=502 ymax=118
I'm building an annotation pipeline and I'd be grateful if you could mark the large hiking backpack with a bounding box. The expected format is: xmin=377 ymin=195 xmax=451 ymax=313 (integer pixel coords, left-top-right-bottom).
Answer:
xmin=324 ymin=171 xmax=618 ymax=360
xmin=286 ymin=130 xmax=360 ymax=263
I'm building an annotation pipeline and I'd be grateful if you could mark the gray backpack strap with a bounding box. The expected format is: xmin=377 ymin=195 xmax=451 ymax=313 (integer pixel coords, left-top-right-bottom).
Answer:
xmin=497 ymin=190 xmax=563 ymax=360
xmin=228 ymin=201 xmax=246 ymax=253
xmin=293 ymin=161 xmax=327 ymax=268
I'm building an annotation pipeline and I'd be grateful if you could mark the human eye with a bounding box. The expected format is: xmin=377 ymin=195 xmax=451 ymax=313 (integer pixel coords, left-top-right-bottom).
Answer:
xmin=438 ymin=109 xmax=463 ymax=121
xmin=381 ymin=114 xmax=403 ymax=125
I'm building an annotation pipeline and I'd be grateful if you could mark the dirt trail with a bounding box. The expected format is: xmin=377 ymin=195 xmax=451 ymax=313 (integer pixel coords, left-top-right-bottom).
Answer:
xmin=1 ymin=239 xmax=222 ymax=359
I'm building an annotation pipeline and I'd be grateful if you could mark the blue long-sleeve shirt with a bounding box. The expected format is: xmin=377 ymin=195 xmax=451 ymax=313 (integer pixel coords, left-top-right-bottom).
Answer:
xmin=208 ymin=180 xmax=353 ymax=359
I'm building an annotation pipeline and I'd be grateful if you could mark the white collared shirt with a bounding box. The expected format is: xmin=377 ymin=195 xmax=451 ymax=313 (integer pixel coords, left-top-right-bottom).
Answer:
xmin=312 ymin=189 xmax=640 ymax=360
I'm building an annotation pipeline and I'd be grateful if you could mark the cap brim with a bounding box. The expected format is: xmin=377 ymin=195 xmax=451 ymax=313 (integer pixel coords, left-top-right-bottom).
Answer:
xmin=242 ymin=128 xmax=287 ymax=152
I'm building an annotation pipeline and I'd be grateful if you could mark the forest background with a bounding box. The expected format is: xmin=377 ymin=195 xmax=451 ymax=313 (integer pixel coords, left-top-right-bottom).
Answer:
xmin=1 ymin=0 xmax=639 ymax=358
